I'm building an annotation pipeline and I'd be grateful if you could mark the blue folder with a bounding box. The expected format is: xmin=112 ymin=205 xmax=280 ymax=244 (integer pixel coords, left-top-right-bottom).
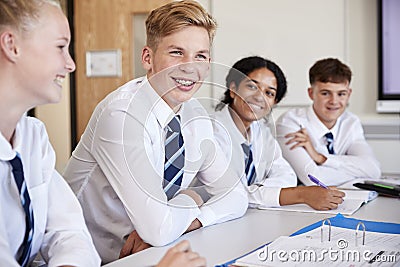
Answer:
xmin=216 ymin=213 xmax=400 ymax=267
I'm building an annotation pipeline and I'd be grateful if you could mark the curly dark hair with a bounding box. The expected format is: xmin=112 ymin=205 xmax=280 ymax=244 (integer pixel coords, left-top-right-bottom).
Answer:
xmin=216 ymin=56 xmax=287 ymax=110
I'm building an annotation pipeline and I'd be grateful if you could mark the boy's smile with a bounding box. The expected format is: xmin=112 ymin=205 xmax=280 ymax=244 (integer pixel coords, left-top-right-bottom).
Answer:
xmin=308 ymin=81 xmax=351 ymax=129
xmin=142 ymin=26 xmax=211 ymax=110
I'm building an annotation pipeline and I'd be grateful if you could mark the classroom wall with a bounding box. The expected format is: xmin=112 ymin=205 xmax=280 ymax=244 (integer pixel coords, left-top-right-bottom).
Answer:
xmin=36 ymin=0 xmax=400 ymax=174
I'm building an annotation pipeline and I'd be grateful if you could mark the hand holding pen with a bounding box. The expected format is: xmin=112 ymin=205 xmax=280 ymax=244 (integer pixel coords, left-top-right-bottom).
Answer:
xmin=304 ymin=174 xmax=346 ymax=210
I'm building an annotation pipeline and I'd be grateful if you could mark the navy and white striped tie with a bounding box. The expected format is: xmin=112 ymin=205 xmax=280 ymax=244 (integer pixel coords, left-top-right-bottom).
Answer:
xmin=9 ymin=154 xmax=34 ymax=267
xmin=324 ymin=132 xmax=335 ymax=154
xmin=163 ymin=116 xmax=185 ymax=200
xmin=241 ymin=143 xmax=256 ymax=186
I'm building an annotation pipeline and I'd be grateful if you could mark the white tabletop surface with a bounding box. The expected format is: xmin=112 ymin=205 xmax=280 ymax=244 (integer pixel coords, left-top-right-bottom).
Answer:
xmin=103 ymin=196 xmax=400 ymax=267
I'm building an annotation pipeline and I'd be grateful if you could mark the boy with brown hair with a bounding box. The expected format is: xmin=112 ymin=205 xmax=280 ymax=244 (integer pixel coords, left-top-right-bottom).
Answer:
xmin=277 ymin=58 xmax=381 ymax=186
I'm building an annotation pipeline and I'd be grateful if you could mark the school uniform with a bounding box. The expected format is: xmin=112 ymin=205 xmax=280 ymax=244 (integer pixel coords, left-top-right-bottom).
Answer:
xmin=63 ymin=76 xmax=248 ymax=263
xmin=212 ymin=105 xmax=297 ymax=208
xmin=0 ymin=116 xmax=100 ymax=267
xmin=276 ymin=106 xmax=381 ymax=186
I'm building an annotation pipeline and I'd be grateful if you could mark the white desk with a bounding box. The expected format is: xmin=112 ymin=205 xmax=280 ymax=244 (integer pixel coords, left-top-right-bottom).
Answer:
xmin=103 ymin=196 xmax=400 ymax=267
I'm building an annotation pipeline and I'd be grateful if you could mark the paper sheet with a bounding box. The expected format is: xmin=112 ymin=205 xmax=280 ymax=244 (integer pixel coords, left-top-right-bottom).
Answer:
xmin=258 ymin=190 xmax=378 ymax=215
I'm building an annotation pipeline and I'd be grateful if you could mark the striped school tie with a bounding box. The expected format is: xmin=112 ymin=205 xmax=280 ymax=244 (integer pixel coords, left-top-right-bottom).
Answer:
xmin=163 ymin=116 xmax=185 ymax=200
xmin=241 ymin=143 xmax=256 ymax=186
xmin=9 ymin=154 xmax=34 ymax=267
xmin=324 ymin=132 xmax=335 ymax=154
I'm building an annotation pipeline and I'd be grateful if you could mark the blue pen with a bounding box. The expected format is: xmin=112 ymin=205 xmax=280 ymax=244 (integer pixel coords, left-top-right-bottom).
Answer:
xmin=308 ymin=174 xmax=329 ymax=189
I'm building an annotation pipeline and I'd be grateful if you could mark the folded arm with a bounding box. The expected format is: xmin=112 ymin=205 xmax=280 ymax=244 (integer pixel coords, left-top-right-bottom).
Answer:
xmin=277 ymin=122 xmax=381 ymax=186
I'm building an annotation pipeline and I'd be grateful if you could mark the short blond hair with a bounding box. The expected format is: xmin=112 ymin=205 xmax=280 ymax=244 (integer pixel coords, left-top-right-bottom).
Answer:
xmin=0 ymin=0 xmax=60 ymax=32
xmin=145 ymin=0 xmax=217 ymax=50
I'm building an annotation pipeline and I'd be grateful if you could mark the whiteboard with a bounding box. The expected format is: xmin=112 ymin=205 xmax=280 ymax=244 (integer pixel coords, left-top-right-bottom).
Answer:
xmin=210 ymin=0 xmax=347 ymax=106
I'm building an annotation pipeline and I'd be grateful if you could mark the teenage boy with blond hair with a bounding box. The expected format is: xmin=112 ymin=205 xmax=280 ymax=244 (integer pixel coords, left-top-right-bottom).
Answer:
xmin=63 ymin=1 xmax=247 ymax=263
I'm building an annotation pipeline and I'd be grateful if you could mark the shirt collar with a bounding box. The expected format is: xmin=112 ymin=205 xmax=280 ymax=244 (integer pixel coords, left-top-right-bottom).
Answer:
xmin=219 ymin=105 xmax=251 ymax=145
xmin=0 ymin=119 xmax=21 ymax=161
xmin=307 ymin=106 xmax=341 ymax=139
xmin=143 ymin=76 xmax=177 ymax=129
xmin=330 ymin=117 xmax=340 ymax=137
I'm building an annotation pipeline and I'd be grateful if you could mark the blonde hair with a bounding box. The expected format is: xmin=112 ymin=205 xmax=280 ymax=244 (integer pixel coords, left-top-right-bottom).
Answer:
xmin=145 ymin=0 xmax=217 ymax=50
xmin=0 ymin=0 xmax=60 ymax=32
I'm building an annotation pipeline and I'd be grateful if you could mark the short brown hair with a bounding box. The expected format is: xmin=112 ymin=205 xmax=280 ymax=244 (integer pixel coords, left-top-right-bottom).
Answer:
xmin=145 ymin=0 xmax=217 ymax=50
xmin=309 ymin=58 xmax=352 ymax=85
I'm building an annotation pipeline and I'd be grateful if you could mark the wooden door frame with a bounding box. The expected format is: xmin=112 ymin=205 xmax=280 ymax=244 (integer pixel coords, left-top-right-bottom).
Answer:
xmin=69 ymin=0 xmax=170 ymax=151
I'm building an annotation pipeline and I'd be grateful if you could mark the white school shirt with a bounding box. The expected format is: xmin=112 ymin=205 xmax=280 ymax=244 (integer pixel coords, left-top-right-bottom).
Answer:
xmin=212 ymin=106 xmax=297 ymax=208
xmin=0 ymin=116 xmax=100 ymax=267
xmin=276 ymin=106 xmax=381 ymax=186
xmin=63 ymin=76 xmax=248 ymax=263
